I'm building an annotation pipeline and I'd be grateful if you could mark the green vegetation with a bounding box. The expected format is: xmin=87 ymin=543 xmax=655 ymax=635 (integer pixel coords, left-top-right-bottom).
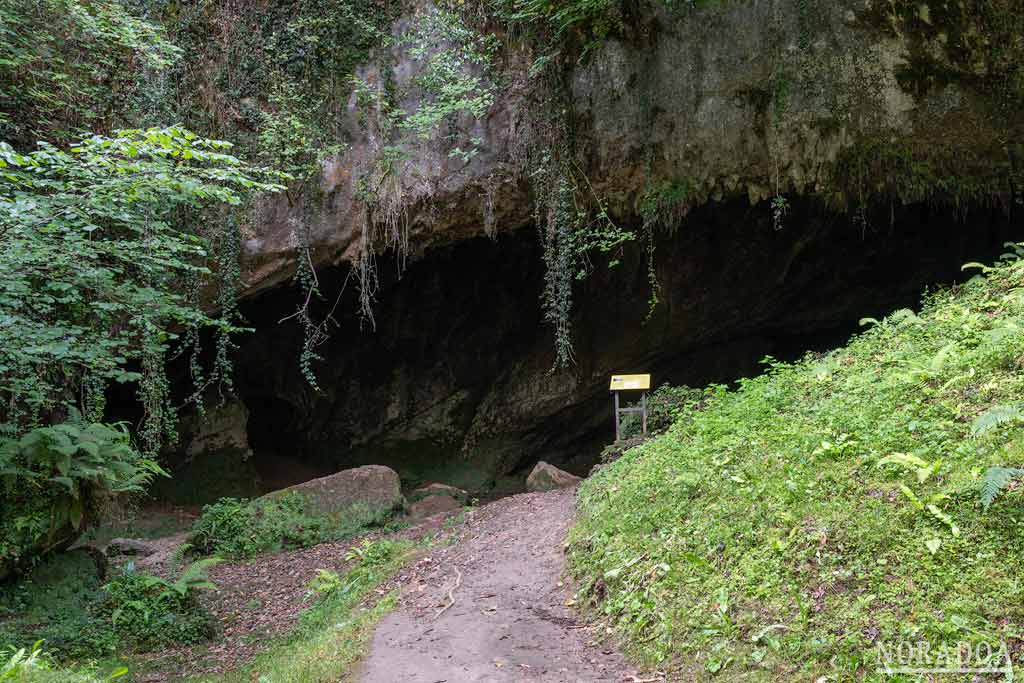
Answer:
xmin=533 ymin=153 xmax=634 ymax=366
xmin=570 ymin=247 xmax=1024 ymax=680
xmin=189 ymin=494 xmax=394 ymax=559
xmin=0 ymin=129 xmax=281 ymax=445
xmin=0 ymin=419 xmax=164 ymax=579
xmin=488 ymin=0 xmax=626 ymax=60
xmin=207 ymin=538 xmax=412 ymax=683
xmin=97 ymin=559 xmax=219 ymax=650
xmin=1 ymin=641 xmax=117 ymax=683
xmin=0 ymin=128 xmax=281 ymax=572
xmin=1 ymin=552 xmax=118 ymax=661
xmin=0 ymin=0 xmax=179 ymax=147
xmin=830 ymin=138 xmax=1014 ymax=220
xmin=1 ymin=551 xmax=217 ymax=663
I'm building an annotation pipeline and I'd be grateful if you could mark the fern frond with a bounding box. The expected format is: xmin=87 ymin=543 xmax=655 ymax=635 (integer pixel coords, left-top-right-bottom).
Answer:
xmin=929 ymin=343 xmax=956 ymax=373
xmin=898 ymin=484 xmax=925 ymax=511
xmin=970 ymin=404 xmax=1024 ymax=438
xmin=889 ymin=309 xmax=920 ymax=325
xmin=878 ymin=452 xmax=930 ymax=470
xmin=174 ymin=558 xmax=221 ymax=593
xmin=980 ymin=467 xmax=1024 ymax=510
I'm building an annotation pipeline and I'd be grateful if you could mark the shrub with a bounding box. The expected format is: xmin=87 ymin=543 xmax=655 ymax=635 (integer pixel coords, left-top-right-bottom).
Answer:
xmin=305 ymin=539 xmax=405 ymax=606
xmin=0 ymin=641 xmax=120 ymax=682
xmin=0 ymin=551 xmax=117 ymax=661
xmin=644 ymin=383 xmax=705 ymax=434
xmin=98 ymin=560 xmax=219 ymax=651
xmin=602 ymin=384 xmax=705 ymax=464
xmin=0 ymin=418 xmax=165 ymax=578
xmin=189 ymin=494 xmax=390 ymax=559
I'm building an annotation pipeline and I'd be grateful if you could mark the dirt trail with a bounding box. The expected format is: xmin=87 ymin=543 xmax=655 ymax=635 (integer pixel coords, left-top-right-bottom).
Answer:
xmin=358 ymin=488 xmax=638 ymax=682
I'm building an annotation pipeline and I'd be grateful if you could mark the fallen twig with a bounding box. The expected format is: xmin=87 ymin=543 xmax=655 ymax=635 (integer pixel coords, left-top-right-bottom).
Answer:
xmin=435 ymin=566 xmax=462 ymax=618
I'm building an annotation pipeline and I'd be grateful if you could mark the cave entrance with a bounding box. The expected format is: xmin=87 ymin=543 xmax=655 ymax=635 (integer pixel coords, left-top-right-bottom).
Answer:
xmin=245 ymin=395 xmax=334 ymax=492
xmin=170 ymin=196 xmax=1024 ymax=504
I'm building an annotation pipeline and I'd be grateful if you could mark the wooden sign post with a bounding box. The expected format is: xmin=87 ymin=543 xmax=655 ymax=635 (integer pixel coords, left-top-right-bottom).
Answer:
xmin=610 ymin=374 xmax=651 ymax=441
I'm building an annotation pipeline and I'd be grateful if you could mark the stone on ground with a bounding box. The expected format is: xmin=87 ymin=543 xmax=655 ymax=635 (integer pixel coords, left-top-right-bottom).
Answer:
xmin=408 ymin=494 xmax=464 ymax=519
xmin=262 ymin=465 xmax=402 ymax=517
xmin=409 ymin=482 xmax=469 ymax=504
xmin=526 ymin=461 xmax=582 ymax=492
xmin=105 ymin=538 xmax=158 ymax=557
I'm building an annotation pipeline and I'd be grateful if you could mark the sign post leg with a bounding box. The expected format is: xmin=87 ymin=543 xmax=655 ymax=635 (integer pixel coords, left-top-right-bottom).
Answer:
xmin=641 ymin=391 xmax=648 ymax=437
xmin=614 ymin=391 xmax=621 ymax=441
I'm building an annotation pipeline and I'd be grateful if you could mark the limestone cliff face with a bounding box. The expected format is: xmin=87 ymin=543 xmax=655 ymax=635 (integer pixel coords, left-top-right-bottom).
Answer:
xmin=238 ymin=0 xmax=1021 ymax=294
xmin=169 ymin=1 xmax=1022 ymax=499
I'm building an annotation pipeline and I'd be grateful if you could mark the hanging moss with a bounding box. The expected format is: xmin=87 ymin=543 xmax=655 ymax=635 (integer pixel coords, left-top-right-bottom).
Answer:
xmin=829 ymin=137 xmax=1017 ymax=217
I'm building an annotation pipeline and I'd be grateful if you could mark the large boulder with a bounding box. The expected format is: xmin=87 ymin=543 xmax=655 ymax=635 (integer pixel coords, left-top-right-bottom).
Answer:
xmin=263 ymin=465 xmax=402 ymax=518
xmin=526 ymin=461 xmax=582 ymax=492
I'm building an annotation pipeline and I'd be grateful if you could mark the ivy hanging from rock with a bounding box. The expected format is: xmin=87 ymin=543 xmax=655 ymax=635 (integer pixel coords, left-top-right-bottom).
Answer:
xmin=0 ymin=128 xmax=284 ymax=448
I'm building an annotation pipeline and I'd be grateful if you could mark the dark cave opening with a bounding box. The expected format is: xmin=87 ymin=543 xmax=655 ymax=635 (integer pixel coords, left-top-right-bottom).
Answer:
xmin=157 ymin=196 xmax=1022 ymax=504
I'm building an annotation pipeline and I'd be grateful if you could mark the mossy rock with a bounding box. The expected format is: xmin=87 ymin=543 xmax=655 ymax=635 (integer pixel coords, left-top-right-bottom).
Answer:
xmin=260 ymin=465 xmax=403 ymax=518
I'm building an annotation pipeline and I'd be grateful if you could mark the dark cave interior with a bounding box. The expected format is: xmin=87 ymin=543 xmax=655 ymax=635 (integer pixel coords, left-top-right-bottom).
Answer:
xmin=153 ymin=196 xmax=1022 ymax=503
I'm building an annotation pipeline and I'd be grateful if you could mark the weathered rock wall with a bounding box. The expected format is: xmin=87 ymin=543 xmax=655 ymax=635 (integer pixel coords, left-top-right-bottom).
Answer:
xmin=238 ymin=0 xmax=1022 ymax=293
xmin=164 ymin=0 xmax=1024 ymax=501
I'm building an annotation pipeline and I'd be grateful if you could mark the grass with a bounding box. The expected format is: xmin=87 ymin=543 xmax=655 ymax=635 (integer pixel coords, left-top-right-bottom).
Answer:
xmin=568 ymin=246 xmax=1024 ymax=681
xmin=0 ymin=552 xmax=120 ymax=662
xmin=1 ymin=642 xmax=114 ymax=683
xmin=204 ymin=538 xmax=415 ymax=683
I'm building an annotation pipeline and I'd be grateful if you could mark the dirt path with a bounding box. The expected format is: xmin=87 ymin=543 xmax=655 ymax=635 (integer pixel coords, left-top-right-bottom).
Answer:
xmin=358 ymin=488 xmax=638 ymax=682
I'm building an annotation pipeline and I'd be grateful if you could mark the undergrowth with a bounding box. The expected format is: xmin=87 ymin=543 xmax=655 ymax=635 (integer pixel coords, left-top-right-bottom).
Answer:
xmin=570 ymin=245 xmax=1024 ymax=681
xmin=207 ymin=538 xmax=413 ymax=683
xmin=189 ymin=493 xmax=394 ymax=559
xmin=0 ymin=641 xmax=117 ymax=682
xmin=0 ymin=552 xmax=217 ymax=672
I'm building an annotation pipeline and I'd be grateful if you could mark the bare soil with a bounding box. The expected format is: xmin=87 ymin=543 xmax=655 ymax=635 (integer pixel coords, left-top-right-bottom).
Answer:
xmin=358 ymin=488 xmax=640 ymax=682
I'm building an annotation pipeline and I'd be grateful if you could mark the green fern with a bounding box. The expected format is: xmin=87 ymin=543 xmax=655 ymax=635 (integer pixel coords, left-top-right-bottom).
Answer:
xmin=169 ymin=558 xmax=221 ymax=596
xmin=980 ymin=467 xmax=1024 ymax=509
xmin=970 ymin=403 xmax=1024 ymax=438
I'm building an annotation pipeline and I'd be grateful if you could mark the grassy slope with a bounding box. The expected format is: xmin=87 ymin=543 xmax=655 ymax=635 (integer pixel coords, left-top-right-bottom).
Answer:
xmin=569 ymin=251 xmax=1024 ymax=681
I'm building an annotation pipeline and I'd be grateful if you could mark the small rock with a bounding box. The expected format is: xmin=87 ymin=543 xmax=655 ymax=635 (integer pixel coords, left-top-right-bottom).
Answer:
xmin=105 ymin=538 xmax=157 ymax=557
xmin=526 ymin=461 xmax=582 ymax=492
xmin=409 ymin=482 xmax=469 ymax=505
xmin=408 ymin=494 xmax=463 ymax=519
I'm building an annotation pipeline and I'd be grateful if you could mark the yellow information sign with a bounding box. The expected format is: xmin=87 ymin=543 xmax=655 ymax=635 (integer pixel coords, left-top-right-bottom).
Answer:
xmin=609 ymin=374 xmax=651 ymax=391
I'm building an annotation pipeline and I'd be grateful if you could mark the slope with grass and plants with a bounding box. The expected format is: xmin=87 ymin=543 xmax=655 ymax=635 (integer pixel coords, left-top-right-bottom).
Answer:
xmin=202 ymin=538 xmax=413 ymax=683
xmin=569 ymin=246 xmax=1024 ymax=680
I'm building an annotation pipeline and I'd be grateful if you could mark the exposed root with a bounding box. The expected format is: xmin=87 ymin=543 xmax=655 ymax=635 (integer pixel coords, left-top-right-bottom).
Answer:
xmin=434 ymin=565 xmax=462 ymax=619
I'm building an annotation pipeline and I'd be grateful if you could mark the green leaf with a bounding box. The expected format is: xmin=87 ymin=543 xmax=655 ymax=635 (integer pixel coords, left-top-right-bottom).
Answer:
xmin=69 ymin=497 xmax=83 ymax=530
xmin=971 ymin=404 xmax=1024 ymax=438
xmin=51 ymin=475 xmax=77 ymax=496
xmin=980 ymin=467 xmax=1024 ymax=510
xmin=899 ymin=484 xmax=925 ymax=511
